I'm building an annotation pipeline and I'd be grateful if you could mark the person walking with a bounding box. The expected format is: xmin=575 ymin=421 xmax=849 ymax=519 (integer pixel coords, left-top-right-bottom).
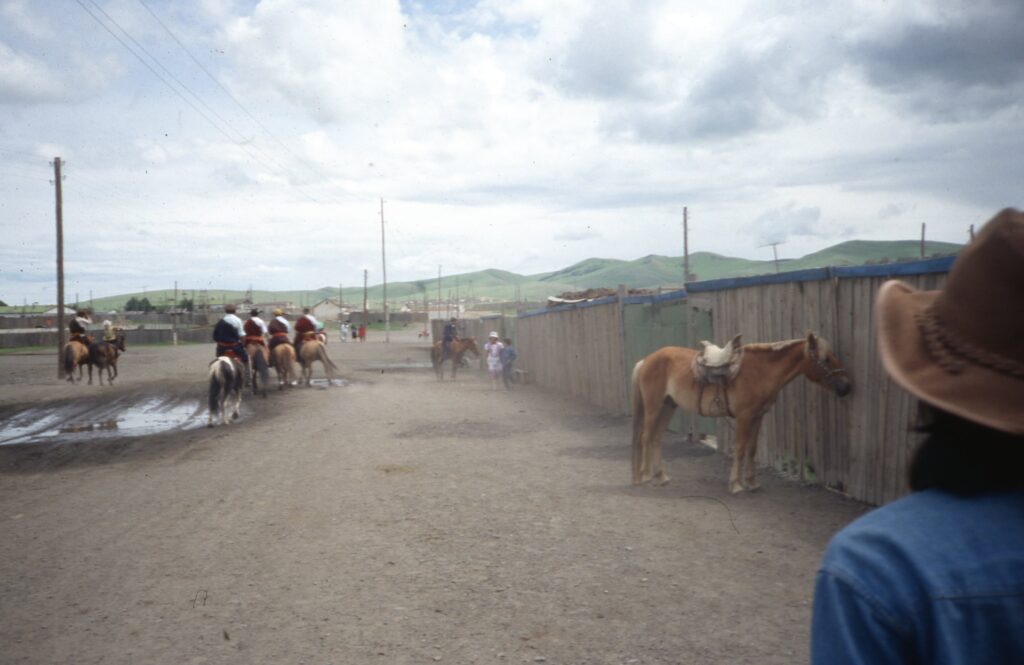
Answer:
xmin=500 ymin=337 xmax=517 ymax=389
xmin=810 ymin=209 xmax=1024 ymax=665
xmin=484 ymin=332 xmax=504 ymax=390
xmin=340 ymin=321 xmax=349 ymax=343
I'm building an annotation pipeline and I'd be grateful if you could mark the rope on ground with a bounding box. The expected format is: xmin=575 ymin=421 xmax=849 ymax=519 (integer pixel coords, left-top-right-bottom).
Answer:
xmin=678 ymin=495 xmax=740 ymax=534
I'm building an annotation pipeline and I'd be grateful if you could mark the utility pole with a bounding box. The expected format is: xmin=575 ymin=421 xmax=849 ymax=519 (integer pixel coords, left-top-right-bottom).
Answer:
xmin=920 ymin=223 xmax=926 ymax=258
xmin=362 ymin=269 xmax=368 ymax=319
xmin=437 ymin=265 xmax=442 ymax=322
xmin=381 ymin=197 xmax=389 ymax=343
xmin=53 ymin=156 xmax=65 ymax=379
xmin=969 ymin=224 xmax=975 ymax=241
xmin=683 ymin=206 xmax=690 ymax=284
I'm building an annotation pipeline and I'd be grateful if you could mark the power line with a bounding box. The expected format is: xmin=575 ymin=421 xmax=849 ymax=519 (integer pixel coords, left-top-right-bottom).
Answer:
xmin=136 ymin=0 xmax=324 ymax=180
xmin=74 ymin=0 xmax=322 ymax=203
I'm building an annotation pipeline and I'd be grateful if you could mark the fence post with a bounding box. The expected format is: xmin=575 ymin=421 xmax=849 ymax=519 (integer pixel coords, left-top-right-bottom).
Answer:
xmin=617 ymin=284 xmax=630 ymax=414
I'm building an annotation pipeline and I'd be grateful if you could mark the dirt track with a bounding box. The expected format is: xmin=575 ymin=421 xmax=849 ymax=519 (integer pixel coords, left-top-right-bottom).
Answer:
xmin=0 ymin=330 xmax=868 ymax=664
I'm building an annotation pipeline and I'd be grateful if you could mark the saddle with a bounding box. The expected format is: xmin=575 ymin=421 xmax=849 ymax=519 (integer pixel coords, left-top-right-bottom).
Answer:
xmin=692 ymin=333 xmax=743 ymax=417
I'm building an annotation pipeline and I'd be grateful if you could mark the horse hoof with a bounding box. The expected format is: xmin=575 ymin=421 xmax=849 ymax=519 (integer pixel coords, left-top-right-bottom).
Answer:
xmin=729 ymin=482 xmax=745 ymax=494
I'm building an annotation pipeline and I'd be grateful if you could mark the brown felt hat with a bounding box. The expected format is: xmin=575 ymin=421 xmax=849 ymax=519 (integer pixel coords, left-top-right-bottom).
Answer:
xmin=875 ymin=208 xmax=1024 ymax=435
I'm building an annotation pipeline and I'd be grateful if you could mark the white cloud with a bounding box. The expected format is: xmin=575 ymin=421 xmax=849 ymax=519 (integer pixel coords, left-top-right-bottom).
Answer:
xmin=0 ymin=1 xmax=1019 ymax=304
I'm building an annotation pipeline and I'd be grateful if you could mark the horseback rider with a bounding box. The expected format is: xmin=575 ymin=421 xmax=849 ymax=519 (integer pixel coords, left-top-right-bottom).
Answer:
xmin=267 ymin=308 xmax=291 ymax=367
xmin=442 ymin=317 xmax=458 ymax=361
xmin=243 ymin=308 xmax=268 ymax=347
xmin=293 ymin=308 xmax=320 ymax=355
xmin=68 ymin=309 xmax=92 ymax=346
xmin=213 ymin=304 xmax=250 ymax=382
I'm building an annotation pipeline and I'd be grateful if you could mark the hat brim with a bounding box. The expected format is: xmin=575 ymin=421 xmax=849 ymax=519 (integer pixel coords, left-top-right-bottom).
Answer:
xmin=876 ymin=280 xmax=1024 ymax=434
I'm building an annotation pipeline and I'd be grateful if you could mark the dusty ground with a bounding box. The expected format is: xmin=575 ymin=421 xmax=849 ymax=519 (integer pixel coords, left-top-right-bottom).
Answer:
xmin=0 ymin=330 xmax=869 ymax=664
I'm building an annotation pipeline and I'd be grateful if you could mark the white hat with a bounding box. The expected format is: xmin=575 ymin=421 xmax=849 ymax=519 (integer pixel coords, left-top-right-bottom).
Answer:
xmin=489 ymin=331 xmax=499 ymax=338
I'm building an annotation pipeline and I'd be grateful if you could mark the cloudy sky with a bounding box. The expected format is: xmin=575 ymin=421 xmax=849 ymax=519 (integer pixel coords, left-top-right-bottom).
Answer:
xmin=1 ymin=0 xmax=1022 ymax=305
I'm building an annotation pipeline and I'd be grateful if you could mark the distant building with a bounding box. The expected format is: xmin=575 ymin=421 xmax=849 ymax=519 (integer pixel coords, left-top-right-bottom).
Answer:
xmin=311 ymin=298 xmax=347 ymax=321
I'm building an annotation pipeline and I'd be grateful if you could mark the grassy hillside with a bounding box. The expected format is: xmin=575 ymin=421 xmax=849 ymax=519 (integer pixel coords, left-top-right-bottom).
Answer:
xmin=81 ymin=239 xmax=961 ymax=312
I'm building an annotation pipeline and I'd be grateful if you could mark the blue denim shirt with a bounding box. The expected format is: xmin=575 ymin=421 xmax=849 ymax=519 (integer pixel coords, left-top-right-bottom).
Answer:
xmin=811 ymin=490 xmax=1024 ymax=665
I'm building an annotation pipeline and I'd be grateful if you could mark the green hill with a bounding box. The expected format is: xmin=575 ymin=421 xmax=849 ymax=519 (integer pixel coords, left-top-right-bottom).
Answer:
xmin=79 ymin=238 xmax=961 ymax=312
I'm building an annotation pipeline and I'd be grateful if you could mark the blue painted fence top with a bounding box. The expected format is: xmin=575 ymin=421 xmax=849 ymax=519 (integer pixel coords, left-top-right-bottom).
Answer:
xmin=516 ymin=254 xmax=956 ymax=319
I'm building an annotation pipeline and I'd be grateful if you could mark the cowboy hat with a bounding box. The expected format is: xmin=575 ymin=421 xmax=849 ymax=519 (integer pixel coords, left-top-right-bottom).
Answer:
xmin=875 ymin=208 xmax=1024 ymax=434
xmin=489 ymin=331 xmax=499 ymax=338
xmin=273 ymin=308 xmax=283 ymax=316
xmin=249 ymin=308 xmax=261 ymax=316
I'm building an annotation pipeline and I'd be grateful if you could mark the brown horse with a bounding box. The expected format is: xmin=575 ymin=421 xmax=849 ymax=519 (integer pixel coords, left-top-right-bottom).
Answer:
xmin=298 ymin=339 xmax=339 ymax=386
xmin=246 ymin=341 xmax=271 ymax=397
xmin=431 ymin=337 xmax=480 ymax=380
xmin=92 ymin=335 xmax=127 ymax=385
xmin=63 ymin=339 xmax=94 ymax=384
xmin=631 ymin=332 xmax=851 ymax=493
xmin=271 ymin=342 xmax=297 ymax=390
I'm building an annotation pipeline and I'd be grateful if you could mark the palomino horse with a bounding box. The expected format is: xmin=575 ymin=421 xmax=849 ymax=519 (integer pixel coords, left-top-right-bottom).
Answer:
xmin=208 ymin=356 xmax=243 ymax=426
xmin=271 ymin=342 xmax=297 ymax=390
xmin=297 ymin=339 xmax=339 ymax=386
xmin=631 ymin=332 xmax=851 ymax=493
xmin=245 ymin=341 xmax=271 ymax=398
xmin=430 ymin=337 xmax=480 ymax=380
xmin=63 ymin=339 xmax=94 ymax=384
xmin=92 ymin=334 xmax=127 ymax=385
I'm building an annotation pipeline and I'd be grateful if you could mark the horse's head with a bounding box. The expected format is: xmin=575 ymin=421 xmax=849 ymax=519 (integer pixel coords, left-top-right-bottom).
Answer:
xmin=463 ymin=337 xmax=481 ymax=357
xmin=116 ymin=334 xmax=126 ymax=352
xmin=804 ymin=332 xmax=851 ymax=397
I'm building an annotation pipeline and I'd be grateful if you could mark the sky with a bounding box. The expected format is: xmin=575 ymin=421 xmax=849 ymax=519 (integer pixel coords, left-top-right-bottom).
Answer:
xmin=1 ymin=0 xmax=1022 ymax=305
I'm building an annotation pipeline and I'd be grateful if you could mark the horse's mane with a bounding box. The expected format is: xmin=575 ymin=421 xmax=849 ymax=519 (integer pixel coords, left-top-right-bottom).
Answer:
xmin=742 ymin=335 xmax=831 ymax=355
xmin=742 ymin=339 xmax=805 ymax=353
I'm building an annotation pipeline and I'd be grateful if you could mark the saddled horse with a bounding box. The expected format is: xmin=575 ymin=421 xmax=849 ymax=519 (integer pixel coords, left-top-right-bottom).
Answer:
xmin=245 ymin=340 xmax=271 ymax=398
xmin=63 ymin=339 xmax=94 ymax=384
xmin=208 ymin=355 xmax=243 ymax=426
xmin=631 ymin=332 xmax=851 ymax=493
xmin=297 ymin=339 xmax=339 ymax=386
xmin=271 ymin=342 xmax=297 ymax=390
xmin=92 ymin=334 xmax=127 ymax=385
xmin=431 ymin=337 xmax=480 ymax=380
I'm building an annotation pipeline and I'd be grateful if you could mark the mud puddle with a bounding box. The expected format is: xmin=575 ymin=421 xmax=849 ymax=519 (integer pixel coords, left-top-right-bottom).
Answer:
xmin=0 ymin=395 xmax=207 ymax=446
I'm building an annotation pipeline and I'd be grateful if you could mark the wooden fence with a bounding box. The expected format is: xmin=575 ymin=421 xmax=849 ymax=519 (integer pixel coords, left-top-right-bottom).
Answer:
xmin=505 ymin=257 xmax=954 ymax=506
xmin=690 ymin=258 xmax=952 ymax=505
xmin=0 ymin=327 xmax=214 ymax=349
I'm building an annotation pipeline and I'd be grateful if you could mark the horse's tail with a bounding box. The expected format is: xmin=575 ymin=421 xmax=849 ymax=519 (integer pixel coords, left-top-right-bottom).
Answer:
xmin=630 ymin=359 xmax=646 ymax=484
xmin=317 ymin=345 xmax=339 ymax=374
xmin=208 ymin=360 xmax=224 ymax=416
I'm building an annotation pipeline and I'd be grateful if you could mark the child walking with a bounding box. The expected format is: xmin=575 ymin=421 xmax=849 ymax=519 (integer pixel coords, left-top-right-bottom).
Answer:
xmin=484 ymin=332 xmax=504 ymax=390
xmin=500 ymin=337 xmax=517 ymax=389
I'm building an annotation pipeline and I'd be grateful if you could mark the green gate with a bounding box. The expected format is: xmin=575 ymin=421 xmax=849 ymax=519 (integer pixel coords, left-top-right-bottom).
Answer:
xmin=622 ymin=293 xmax=716 ymax=437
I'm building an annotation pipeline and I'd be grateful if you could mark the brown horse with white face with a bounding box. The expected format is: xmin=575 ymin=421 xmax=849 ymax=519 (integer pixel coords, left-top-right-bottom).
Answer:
xmin=631 ymin=332 xmax=851 ymax=493
xmin=298 ymin=339 xmax=339 ymax=386
xmin=431 ymin=337 xmax=480 ymax=380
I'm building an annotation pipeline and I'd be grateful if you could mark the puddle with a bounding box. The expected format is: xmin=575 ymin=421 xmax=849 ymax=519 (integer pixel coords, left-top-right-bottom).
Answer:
xmin=0 ymin=396 xmax=206 ymax=446
xmin=305 ymin=378 xmax=349 ymax=389
xmin=362 ymin=361 xmax=433 ymax=371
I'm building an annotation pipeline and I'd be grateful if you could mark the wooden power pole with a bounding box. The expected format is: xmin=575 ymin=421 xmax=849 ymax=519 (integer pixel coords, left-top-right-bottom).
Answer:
xmin=362 ymin=269 xmax=368 ymax=319
xmin=683 ymin=206 xmax=689 ymax=284
xmin=381 ymin=197 xmax=389 ymax=343
xmin=920 ymin=223 xmax=926 ymax=258
xmin=54 ymin=157 xmax=65 ymax=379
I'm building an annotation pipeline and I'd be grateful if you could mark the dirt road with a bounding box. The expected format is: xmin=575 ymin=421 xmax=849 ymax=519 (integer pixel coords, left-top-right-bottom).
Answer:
xmin=0 ymin=330 xmax=867 ymax=664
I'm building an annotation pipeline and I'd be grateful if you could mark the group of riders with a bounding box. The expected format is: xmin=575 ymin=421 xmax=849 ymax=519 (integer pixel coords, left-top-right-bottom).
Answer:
xmin=67 ymin=309 xmax=123 ymax=367
xmin=213 ymin=304 xmax=324 ymax=382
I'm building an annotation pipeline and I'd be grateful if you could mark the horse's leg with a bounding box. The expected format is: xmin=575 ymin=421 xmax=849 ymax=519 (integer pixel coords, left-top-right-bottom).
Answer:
xmin=730 ymin=415 xmax=757 ymax=494
xmin=649 ymin=401 xmax=677 ymax=485
xmin=637 ymin=399 xmax=669 ymax=484
xmin=742 ymin=415 xmax=766 ymax=491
